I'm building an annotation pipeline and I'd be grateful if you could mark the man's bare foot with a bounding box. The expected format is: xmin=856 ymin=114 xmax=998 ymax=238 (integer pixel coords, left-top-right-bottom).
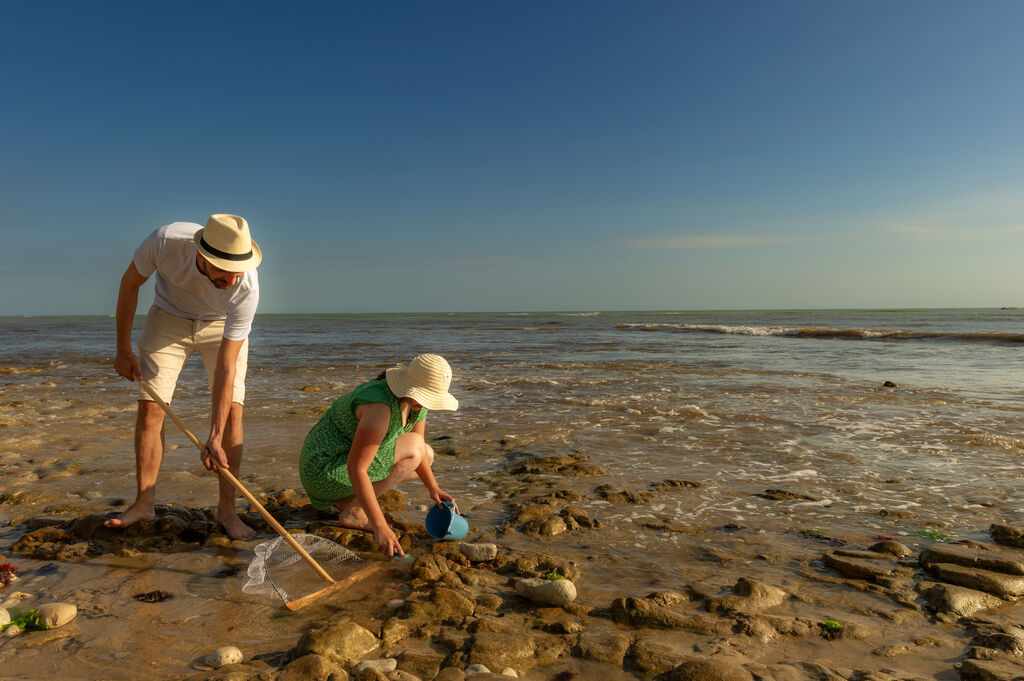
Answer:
xmin=104 ymin=501 xmax=155 ymax=529
xmin=336 ymin=504 xmax=373 ymax=532
xmin=215 ymin=510 xmax=256 ymax=540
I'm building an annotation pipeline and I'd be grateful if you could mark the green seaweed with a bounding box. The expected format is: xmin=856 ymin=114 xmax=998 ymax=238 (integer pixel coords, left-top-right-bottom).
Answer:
xmin=541 ymin=571 xmax=566 ymax=581
xmin=1 ymin=609 xmax=48 ymax=633
xmin=820 ymin=616 xmax=843 ymax=640
xmin=907 ymin=528 xmax=951 ymax=542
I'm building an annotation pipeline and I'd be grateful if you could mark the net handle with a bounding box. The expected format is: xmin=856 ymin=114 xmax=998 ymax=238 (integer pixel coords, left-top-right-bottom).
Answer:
xmin=137 ymin=379 xmax=336 ymax=584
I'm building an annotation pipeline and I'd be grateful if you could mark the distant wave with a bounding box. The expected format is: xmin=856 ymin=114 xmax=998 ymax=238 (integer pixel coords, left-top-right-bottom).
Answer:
xmin=616 ymin=322 xmax=1024 ymax=344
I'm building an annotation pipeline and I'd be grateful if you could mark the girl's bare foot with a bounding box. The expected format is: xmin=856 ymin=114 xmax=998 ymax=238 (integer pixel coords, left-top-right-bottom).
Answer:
xmin=336 ymin=504 xmax=373 ymax=532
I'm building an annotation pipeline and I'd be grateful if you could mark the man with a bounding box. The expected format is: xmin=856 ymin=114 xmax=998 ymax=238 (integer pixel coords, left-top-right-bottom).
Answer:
xmin=107 ymin=214 xmax=261 ymax=539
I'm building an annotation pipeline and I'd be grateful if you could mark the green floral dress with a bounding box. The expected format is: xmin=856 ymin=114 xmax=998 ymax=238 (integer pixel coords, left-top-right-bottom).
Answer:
xmin=299 ymin=378 xmax=426 ymax=510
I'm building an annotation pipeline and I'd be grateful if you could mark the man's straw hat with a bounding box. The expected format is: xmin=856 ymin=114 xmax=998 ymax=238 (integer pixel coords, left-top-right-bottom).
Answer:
xmin=385 ymin=354 xmax=459 ymax=411
xmin=193 ymin=214 xmax=262 ymax=272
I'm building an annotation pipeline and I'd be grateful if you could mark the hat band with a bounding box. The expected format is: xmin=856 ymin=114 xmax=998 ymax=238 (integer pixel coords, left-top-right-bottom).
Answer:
xmin=199 ymin=236 xmax=252 ymax=262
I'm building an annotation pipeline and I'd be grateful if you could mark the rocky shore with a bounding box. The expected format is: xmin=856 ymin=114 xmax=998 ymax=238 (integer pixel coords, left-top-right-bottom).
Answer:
xmin=2 ymin=450 xmax=1024 ymax=680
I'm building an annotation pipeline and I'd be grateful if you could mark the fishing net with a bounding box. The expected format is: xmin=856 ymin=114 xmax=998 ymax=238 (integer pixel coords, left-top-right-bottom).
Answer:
xmin=241 ymin=534 xmax=361 ymax=603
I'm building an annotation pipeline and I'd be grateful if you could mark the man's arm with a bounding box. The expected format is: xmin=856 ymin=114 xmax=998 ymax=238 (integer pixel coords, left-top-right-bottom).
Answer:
xmin=202 ymin=337 xmax=244 ymax=470
xmin=115 ymin=262 xmax=149 ymax=381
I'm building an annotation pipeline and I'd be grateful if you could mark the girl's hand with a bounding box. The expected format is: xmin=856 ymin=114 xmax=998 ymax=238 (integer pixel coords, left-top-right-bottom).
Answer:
xmin=431 ymin=489 xmax=459 ymax=515
xmin=374 ymin=524 xmax=404 ymax=558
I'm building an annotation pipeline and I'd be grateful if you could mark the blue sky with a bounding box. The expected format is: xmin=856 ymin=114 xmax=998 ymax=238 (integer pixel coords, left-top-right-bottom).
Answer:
xmin=2 ymin=1 xmax=1023 ymax=314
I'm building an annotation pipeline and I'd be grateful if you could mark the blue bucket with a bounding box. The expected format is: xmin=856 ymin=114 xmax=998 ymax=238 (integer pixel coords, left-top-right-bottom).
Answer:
xmin=425 ymin=501 xmax=468 ymax=540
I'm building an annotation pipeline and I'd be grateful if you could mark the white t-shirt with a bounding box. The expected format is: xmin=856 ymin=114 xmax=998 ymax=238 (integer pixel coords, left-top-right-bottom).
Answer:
xmin=133 ymin=222 xmax=259 ymax=341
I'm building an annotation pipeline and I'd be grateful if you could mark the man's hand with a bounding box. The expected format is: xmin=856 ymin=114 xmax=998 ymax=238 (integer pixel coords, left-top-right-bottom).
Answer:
xmin=202 ymin=438 xmax=229 ymax=471
xmin=115 ymin=350 xmax=142 ymax=381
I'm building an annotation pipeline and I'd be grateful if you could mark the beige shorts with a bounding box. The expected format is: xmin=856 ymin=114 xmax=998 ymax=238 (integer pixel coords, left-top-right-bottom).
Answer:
xmin=138 ymin=306 xmax=248 ymax=405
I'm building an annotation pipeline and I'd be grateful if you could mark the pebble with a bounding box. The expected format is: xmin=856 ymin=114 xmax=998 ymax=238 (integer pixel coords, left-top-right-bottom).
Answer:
xmin=500 ymin=668 xmax=518 ymax=677
xmin=3 ymin=624 xmax=20 ymax=637
xmin=514 ymin=577 xmax=577 ymax=606
xmin=466 ymin=664 xmax=491 ymax=674
xmin=459 ymin=542 xmax=498 ymax=562
xmin=0 ymin=608 xmax=9 ymax=626
xmin=204 ymin=645 xmax=243 ymax=668
xmin=352 ymin=658 xmax=397 ymax=674
xmin=36 ymin=602 xmax=77 ymax=629
xmin=386 ymin=599 xmax=406 ymax=609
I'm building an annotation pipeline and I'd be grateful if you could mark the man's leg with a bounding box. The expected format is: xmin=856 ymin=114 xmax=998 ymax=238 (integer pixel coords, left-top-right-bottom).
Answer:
xmin=335 ymin=432 xmax=430 ymax=530
xmin=105 ymin=401 xmax=166 ymax=528
xmin=213 ymin=401 xmax=256 ymax=539
xmin=106 ymin=307 xmax=187 ymax=529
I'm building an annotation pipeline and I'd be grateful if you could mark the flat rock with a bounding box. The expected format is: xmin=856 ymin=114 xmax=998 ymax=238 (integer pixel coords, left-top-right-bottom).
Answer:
xmin=656 ymin=656 xmax=755 ymax=681
xmin=920 ymin=544 xmax=1024 ymax=575
xmin=823 ymin=552 xmax=895 ymax=582
xmin=35 ymin=602 xmax=77 ymax=629
xmin=918 ymin=582 xmax=1005 ymax=620
xmin=460 ymin=543 xmax=498 ymax=562
xmin=959 ymin=657 xmax=1024 ymax=681
xmin=990 ymin=524 xmax=1024 ymax=550
xmin=928 ymin=563 xmax=1024 ymax=599
xmin=514 ymin=578 xmax=576 ymax=606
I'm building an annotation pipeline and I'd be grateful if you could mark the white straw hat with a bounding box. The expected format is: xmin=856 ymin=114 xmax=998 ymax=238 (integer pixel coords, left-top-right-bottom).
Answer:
xmin=193 ymin=214 xmax=262 ymax=272
xmin=385 ymin=354 xmax=459 ymax=411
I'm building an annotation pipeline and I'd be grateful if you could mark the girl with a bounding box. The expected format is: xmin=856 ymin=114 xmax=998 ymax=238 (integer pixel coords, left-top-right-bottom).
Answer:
xmin=299 ymin=354 xmax=459 ymax=557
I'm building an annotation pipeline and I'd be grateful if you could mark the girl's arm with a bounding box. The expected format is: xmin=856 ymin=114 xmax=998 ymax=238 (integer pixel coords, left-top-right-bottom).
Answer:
xmin=348 ymin=403 xmax=403 ymax=556
xmin=412 ymin=419 xmax=459 ymax=513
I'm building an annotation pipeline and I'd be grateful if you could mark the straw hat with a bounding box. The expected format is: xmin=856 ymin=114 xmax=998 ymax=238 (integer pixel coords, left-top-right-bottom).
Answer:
xmin=385 ymin=354 xmax=459 ymax=411
xmin=193 ymin=214 xmax=262 ymax=272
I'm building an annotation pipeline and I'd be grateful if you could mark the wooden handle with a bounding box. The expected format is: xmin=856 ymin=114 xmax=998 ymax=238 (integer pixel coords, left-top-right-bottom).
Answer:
xmin=137 ymin=380 xmax=335 ymax=584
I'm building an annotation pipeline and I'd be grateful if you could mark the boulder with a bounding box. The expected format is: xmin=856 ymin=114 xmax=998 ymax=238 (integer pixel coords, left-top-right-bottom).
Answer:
xmin=920 ymin=544 xmax=1024 ymax=575
xmin=277 ymin=653 xmax=346 ymax=681
xmin=459 ymin=543 xmax=498 ymax=562
xmin=918 ymin=582 xmax=1004 ymax=620
xmin=927 ymin=563 xmax=1024 ymax=599
xmin=294 ymin=619 xmax=379 ymax=666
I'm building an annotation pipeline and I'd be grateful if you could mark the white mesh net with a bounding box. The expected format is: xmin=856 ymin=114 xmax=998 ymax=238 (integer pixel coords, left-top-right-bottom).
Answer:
xmin=241 ymin=533 xmax=361 ymax=603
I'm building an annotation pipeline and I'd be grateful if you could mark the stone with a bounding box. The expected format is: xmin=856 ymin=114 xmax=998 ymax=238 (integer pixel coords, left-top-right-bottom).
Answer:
xmin=630 ymin=637 xmax=687 ymax=676
xmin=990 ymin=525 xmax=1024 ymax=550
xmin=513 ymin=578 xmax=576 ymax=606
xmin=573 ymin=628 xmax=631 ymax=665
xmin=0 ymin=608 xmax=9 ymax=626
xmin=708 ymin=578 xmax=786 ymax=613
xmin=612 ymin=595 xmax=724 ymax=633
xmin=389 ymin=671 xmax=422 ymax=681
xmin=204 ymin=645 xmax=243 ymax=668
xmin=918 ymin=582 xmax=1004 ymax=620
xmin=869 ymin=541 xmax=913 ymax=558
xmin=35 ymin=602 xmax=77 ymax=629
xmin=499 ymin=669 xmax=517 ymax=677
xmin=431 ymin=587 xmax=476 ymax=624
xmin=967 ymin=621 xmax=1024 ymax=657
xmin=468 ymin=630 xmax=537 ymax=673
xmin=921 ymin=544 xmax=1024 ymax=575
xmin=823 ymin=552 xmax=895 ymax=582
xmin=459 ymin=543 xmax=498 ymax=562
xmin=277 ymin=653 xmax=346 ymax=681
xmin=928 ymin=563 xmax=1024 ymax=598
xmin=656 ymin=656 xmax=755 ymax=681
xmin=959 ymin=657 xmax=1024 ymax=681
xmin=465 ymin=664 xmax=491 ymax=675
xmin=434 ymin=669 xmax=467 ymax=681
xmin=352 ymin=659 xmax=397 ymax=675
xmin=294 ymin=619 xmax=379 ymax=666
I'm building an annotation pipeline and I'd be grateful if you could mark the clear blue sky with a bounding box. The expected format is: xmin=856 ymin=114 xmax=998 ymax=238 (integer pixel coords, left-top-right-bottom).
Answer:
xmin=2 ymin=1 xmax=1023 ymax=314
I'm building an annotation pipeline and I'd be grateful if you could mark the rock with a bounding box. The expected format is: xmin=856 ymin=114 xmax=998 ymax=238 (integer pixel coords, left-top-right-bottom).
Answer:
xmin=513 ymin=578 xmax=576 ymax=606
xmin=707 ymin=578 xmax=787 ymax=613
xmin=612 ymin=594 xmax=723 ymax=633
xmin=823 ymin=552 xmax=895 ymax=582
xmin=960 ymin=657 xmax=1024 ymax=681
xmin=927 ymin=563 xmax=1024 ymax=598
xmin=465 ymin=664 xmax=491 ymax=675
xmin=4 ymin=624 xmax=21 ymax=637
xmin=395 ymin=648 xmax=445 ymax=680
xmin=882 ymin=381 xmax=898 ymax=388
xmin=434 ymin=669 xmax=467 ymax=681
xmin=990 ymin=524 xmax=1024 ymax=549
xmin=869 ymin=541 xmax=913 ymax=558
xmin=352 ymin=659 xmax=397 ymax=675
xmin=656 ymin=656 xmax=755 ymax=681
xmin=277 ymin=653 xmax=346 ymax=681
xmin=389 ymin=671 xmax=422 ymax=681
xmin=966 ymin=621 xmax=1024 ymax=657
xmin=431 ymin=587 xmax=476 ymax=624
xmin=36 ymin=602 xmax=77 ymax=629
xmin=411 ymin=554 xmax=451 ymax=581
xmin=459 ymin=543 xmax=498 ymax=562
xmin=755 ymin=489 xmax=820 ymax=501
xmin=203 ymin=645 xmax=243 ymax=668
xmin=629 ymin=637 xmax=688 ymax=676
xmin=918 ymin=582 xmax=1004 ymax=620
xmin=294 ymin=619 xmax=379 ymax=666
xmin=573 ymin=628 xmax=631 ymax=665
xmin=356 ymin=669 xmax=388 ymax=681
xmin=467 ymin=629 xmax=537 ymax=673
xmin=920 ymin=544 xmax=1024 ymax=575
xmin=499 ymin=669 xmax=517 ymax=677
xmin=0 ymin=608 xmax=9 ymax=626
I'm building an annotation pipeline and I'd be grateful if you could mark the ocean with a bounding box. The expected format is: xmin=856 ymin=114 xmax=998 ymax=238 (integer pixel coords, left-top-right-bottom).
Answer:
xmin=1 ymin=308 xmax=1023 ymax=678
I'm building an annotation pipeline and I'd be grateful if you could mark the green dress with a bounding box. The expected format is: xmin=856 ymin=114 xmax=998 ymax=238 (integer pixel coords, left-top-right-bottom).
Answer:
xmin=299 ymin=378 xmax=426 ymax=510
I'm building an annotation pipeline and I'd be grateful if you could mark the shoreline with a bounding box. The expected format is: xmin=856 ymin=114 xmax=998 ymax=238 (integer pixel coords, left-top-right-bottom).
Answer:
xmin=3 ymin=450 xmax=1024 ymax=680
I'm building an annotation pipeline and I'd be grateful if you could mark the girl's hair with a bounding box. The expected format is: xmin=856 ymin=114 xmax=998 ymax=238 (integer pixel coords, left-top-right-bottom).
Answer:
xmin=376 ymin=370 xmax=387 ymax=380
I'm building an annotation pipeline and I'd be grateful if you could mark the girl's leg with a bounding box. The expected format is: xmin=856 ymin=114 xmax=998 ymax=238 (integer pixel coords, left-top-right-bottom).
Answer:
xmin=334 ymin=432 xmax=431 ymax=530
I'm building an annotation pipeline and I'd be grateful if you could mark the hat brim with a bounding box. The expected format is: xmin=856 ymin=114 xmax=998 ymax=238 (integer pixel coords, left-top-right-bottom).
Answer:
xmin=193 ymin=232 xmax=262 ymax=272
xmin=385 ymin=367 xmax=459 ymax=411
